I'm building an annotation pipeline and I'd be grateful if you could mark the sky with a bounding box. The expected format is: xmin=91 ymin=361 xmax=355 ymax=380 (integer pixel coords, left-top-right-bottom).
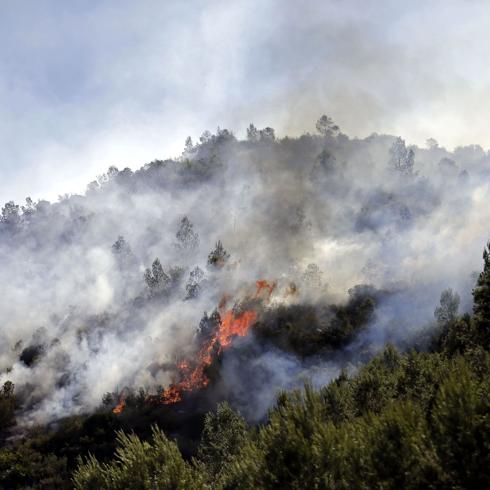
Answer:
xmin=1 ymin=0 xmax=490 ymax=203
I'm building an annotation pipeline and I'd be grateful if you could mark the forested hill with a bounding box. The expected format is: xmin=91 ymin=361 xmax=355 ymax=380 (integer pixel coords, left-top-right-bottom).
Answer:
xmin=0 ymin=118 xmax=489 ymax=488
xmin=0 ymin=241 xmax=489 ymax=488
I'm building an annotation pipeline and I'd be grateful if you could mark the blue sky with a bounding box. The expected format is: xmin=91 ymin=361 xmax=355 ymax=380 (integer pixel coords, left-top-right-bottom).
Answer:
xmin=1 ymin=0 xmax=490 ymax=202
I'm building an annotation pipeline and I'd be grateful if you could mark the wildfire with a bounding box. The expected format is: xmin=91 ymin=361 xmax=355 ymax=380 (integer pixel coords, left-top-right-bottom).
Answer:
xmin=113 ymin=280 xmax=275 ymax=413
xmin=160 ymin=307 xmax=257 ymax=404
xmin=255 ymin=280 xmax=276 ymax=301
xmin=113 ymin=391 xmax=126 ymax=414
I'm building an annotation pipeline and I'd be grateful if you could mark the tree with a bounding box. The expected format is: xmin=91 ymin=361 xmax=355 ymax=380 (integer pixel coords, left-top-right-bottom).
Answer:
xmin=426 ymin=137 xmax=439 ymax=149
xmin=21 ymin=197 xmax=36 ymax=218
xmin=207 ymin=241 xmax=230 ymax=268
xmin=302 ymin=263 xmax=323 ymax=289
xmin=438 ymin=157 xmax=458 ymax=178
xmin=215 ymin=127 xmax=235 ymax=144
xmin=197 ymin=402 xmax=248 ymax=480
xmin=358 ymin=401 xmax=441 ymax=489
xmin=0 ymin=381 xmax=17 ymax=430
xmin=184 ymin=136 xmax=194 ymax=153
xmin=0 ymin=445 xmax=68 ymax=489
xmin=316 ymin=115 xmax=340 ymax=137
xmin=388 ymin=137 xmax=415 ymax=175
xmin=247 ymin=124 xmax=275 ymax=142
xmin=107 ymin=166 xmax=119 ymax=179
xmin=144 ymin=258 xmax=170 ymax=294
xmin=73 ymin=426 xmax=206 ymax=490
xmin=199 ymin=130 xmax=212 ymax=144
xmin=473 ymin=241 xmax=490 ymax=348
xmin=259 ymin=127 xmax=275 ymax=142
xmin=1 ymin=201 xmax=20 ymax=227
xmin=112 ymin=236 xmax=133 ymax=258
xmin=185 ymin=266 xmax=204 ymax=299
xmin=315 ymin=149 xmax=336 ymax=173
xmin=175 ymin=217 xmax=199 ymax=251
xmin=432 ymin=361 xmax=490 ymax=488
xmin=246 ymin=124 xmax=259 ymax=142
xmin=434 ymin=289 xmax=460 ymax=325
xmin=112 ymin=236 xmax=137 ymax=272
xmin=86 ymin=181 xmax=100 ymax=194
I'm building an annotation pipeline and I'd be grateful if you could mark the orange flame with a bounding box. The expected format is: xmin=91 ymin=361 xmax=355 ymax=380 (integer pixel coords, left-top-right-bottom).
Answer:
xmin=255 ymin=280 xmax=276 ymax=302
xmin=112 ymin=392 xmax=126 ymax=414
xmin=113 ymin=280 xmax=275 ymax=412
xmin=161 ymin=308 xmax=257 ymax=404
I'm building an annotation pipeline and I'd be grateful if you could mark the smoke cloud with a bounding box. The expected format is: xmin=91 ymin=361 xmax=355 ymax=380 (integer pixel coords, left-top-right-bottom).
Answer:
xmin=0 ymin=124 xmax=489 ymax=425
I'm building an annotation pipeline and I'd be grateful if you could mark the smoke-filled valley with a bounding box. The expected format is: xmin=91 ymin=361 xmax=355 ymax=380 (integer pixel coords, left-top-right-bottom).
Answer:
xmin=1 ymin=119 xmax=489 ymax=488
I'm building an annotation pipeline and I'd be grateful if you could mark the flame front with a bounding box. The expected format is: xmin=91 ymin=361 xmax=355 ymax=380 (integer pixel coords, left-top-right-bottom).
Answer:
xmin=161 ymin=307 xmax=257 ymax=404
xmin=113 ymin=392 xmax=126 ymax=414
xmin=113 ymin=281 xmax=274 ymax=413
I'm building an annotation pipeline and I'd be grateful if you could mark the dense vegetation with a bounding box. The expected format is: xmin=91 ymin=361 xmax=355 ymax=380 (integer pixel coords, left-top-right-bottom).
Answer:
xmin=0 ymin=243 xmax=487 ymax=488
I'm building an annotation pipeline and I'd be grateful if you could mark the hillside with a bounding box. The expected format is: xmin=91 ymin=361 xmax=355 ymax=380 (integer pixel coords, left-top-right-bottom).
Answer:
xmin=0 ymin=120 xmax=489 ymax=488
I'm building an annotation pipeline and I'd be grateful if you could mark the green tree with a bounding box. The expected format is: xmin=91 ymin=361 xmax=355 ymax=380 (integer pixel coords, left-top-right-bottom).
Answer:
xmin=0 ymin=381 xmax=17 ymax=430
xmin=434 ymin=289 xmax=460 ymax=325
xmin=197 ymin=402 xmax=248 ymax=480
xmin=350 ymin=401 xmax=441 ymax=489
xmin=73 ymin=426 xmax=207 ymax=490
xmin=0 ymin=446 xmax=68 ymax=489
xmin=431 ymin=360 xmax=490 ymax=488
xmin=473 ymin=241 xmax=490 ymax=348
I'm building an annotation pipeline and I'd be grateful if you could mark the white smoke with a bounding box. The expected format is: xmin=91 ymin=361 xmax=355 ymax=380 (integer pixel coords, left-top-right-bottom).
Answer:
xmin=0 ymin=125 xmax=488 ymax=424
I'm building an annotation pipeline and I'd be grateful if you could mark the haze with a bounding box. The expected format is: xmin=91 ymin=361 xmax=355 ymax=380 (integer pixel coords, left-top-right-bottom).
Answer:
xmin=1 ymin=0 xmax=490 ymax=202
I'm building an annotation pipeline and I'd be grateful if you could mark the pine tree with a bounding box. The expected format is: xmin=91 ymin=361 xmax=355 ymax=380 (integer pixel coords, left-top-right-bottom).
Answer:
xmin=197 ymin=402 xmax=248 ymax=480
xmin=112 ymin=236 xmax=134 ymax=261
xmin=434 ymin=289 xmax=460 ymax=325
xmin=185 ymin=266 xmax=204 ymax=299
xmin=207 ymin=241 xmax=230 ymax=268
xmin=144 ymin=258 xmax=170 ymax=294
xmin=175 ymin=217 xmax=199 ymax=251
xmin=73 ymin=426 xmax=206 ymax=489
xmin=473 ymin=241 xmax=490 ymax=348
xmin=388 ymin=137 xmax=415 ymax=175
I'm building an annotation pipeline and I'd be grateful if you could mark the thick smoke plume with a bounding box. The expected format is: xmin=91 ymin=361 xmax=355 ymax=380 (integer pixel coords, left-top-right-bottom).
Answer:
xmin=0 ymin=121 xmax=489 ymax=425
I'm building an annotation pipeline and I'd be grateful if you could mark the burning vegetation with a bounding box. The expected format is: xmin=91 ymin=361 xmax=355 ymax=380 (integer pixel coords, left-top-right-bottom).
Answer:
xmin=1 ymin=119 xmax=490 ymax=489
xmin=113 ymin=280 xmax=278 ymax=412
xmin=160 ymin=307 xmax=257 ymax=406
